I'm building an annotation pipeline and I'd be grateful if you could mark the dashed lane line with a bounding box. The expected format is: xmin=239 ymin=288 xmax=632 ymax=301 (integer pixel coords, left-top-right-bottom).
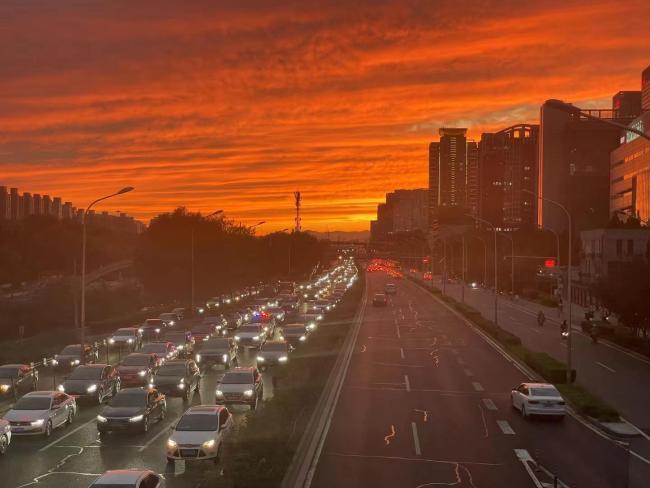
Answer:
xmin=595 ymin=361 xmax=616 ymax=373
xmin=39 ymin=417 xmax=98 ymax=452
xmin=411 ymin=422 xmax=422 ymax=456
xmin=482 ymin=398 xmax=498 ymax=411
xmin=471 ymin=382 xmax=484 ymax=392
xmin=463 ymin=369 xmax=474 ymax=377
xmin=496 ymin=420 xmax=515 ymax=435
xmin=399 ymin=347 xmax=405 ymax=360
xmin=404 ymin=374 xmax=411 ymax=392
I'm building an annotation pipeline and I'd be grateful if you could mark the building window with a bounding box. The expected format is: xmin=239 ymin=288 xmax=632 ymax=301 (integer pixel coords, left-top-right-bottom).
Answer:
xmin=627 ymin=239 xmax=634 ymax=256
xmin=616 ymin=239 xmax=623 ymax=257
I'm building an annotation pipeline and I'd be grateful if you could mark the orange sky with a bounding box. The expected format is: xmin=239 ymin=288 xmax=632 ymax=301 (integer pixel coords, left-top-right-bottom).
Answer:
xmin=1 ymin=0 xmax=649 ymax=232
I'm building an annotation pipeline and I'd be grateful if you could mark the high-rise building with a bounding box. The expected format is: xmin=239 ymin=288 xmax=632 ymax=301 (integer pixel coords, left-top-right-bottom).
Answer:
xmin=370 ymin=189 xmax=429 ymax=241
xmin=22 ymin=192 xmax=34 ymax=217
xmin=613 ymin=91 xmax=642 ymax=119
xmin=42 ymin=195 xmax=52 ymax=216
xmin=479 ymin=124 xmax=539 ymax=231
xmin=10 ymin=188 xmax=20 ymax=220
xmin=62 ymin=202 xmax=73 ymax=220
xmin=428 ymin=128 xmax=479 ymax=230
xmin=33 ymin=194 xmax=42 ymax=215
xmin=642 ymin=65 xmax=650 ymax=111
xmin=538 ymin=98 xmax=640 ymax=234
xmin=0 ymin=186 xmax=10 ymax=219
xmin=52 ymin=197 xmax=63 ymax=220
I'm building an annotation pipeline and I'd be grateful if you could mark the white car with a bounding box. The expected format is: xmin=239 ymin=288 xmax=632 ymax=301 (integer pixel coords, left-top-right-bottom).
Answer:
xmin=90 ymin=469 xmax=165 ymax=487
xmin=3 ymin=391 xmax=77 ymax=436
xmin=109 ymin=328 xmax=142 ymax=349
xmin=511 ymin=383 xmax=566 ymax=419
xmin=166 ymin=405 xmax=232 ymax=463
xmin=0 ymin=419 xmax=11 ymax=454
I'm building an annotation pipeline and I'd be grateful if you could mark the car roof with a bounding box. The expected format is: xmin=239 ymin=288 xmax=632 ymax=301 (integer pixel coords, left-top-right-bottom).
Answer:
xmin=184 ymin=405 xmax=225 ymax=415
xmin=123 ymin=353 xmax=153 ymax=359
xmin=93 ymin=469 xmax=153 ymax=484
xmin=522 ymin=382 xmax=557 ymax=389
xmin=262 ymin=340 xmax=287 ymax=346
xmin=0 ymin=364 xmax=28 ymax=369
xmin=78 ymin=364 xmax=108 ymax=369
xmin=228 ymin=367 xmax=254 ymax=374
xmin=25 ymin=391 xmax=57 ymax=397
xmin=162 ymin=359 xmax=189 ymax=365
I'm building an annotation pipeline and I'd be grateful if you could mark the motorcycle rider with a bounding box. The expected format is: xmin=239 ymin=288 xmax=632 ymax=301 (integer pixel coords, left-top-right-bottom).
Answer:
xmin=537 ymin=310 xmax=546 ymax=327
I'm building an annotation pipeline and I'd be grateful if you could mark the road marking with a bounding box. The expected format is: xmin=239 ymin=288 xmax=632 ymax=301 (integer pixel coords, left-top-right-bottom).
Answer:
xmin=456 ymin=357 xmax=465 ymax=365
xmin=404 ymin=374 xmax=411 ymax=392
xmin=496 ymin=420 xmax=515 ymax=435
xmin=630 ymin=449 xmax=650 ymax=466
xmin=482 ymin=398 xmax=498 ymax=411
xmin=463 ymin=369 xmax=474 ymax=377
xmin=138 ymin=420 xmax=177 ymax=452
xmin=414 ymin=409 xmax=428 ymax=422
xmin=595 ymin=361 xmax=616 ymax=373
xmin=514 ymin=449 xmax=545 ymax=488
xmin=399 ymin=347 xmax=405 ymax=360
xmin=39 ymin=417 xmax=97 ymax=452
xmin=410 ymin=422 xmax=422 ymax=455
xmin=383 ymin=425 xmax=396 ymax=446
xmin=395 ymin=323 xmax=401 ymax=339
xmin=478 ymin=403 xmax=489 ymax=438
xmin=471 ymin=382 xmax=484 ymax=392
xmin=621 ymin=417 xmax=650 ymax=441
xmin=372 ymin=362 xmax=425 ymax=368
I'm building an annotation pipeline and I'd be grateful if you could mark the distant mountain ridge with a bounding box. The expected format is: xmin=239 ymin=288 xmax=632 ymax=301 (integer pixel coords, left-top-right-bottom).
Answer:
xmin=305 ymin=230 xmax=369 ymax=242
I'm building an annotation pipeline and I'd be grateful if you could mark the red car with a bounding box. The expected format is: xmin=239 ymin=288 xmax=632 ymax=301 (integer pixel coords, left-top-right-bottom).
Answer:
xmin=116 ymin=353 xmax=159 ymax=386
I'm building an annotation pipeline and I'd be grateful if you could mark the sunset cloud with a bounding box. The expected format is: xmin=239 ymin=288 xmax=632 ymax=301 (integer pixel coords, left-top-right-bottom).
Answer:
xmin=1 ymin=0 xmax=648 ymax=230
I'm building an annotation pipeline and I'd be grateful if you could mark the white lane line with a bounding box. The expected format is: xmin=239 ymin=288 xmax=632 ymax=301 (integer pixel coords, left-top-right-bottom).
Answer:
xmin=399 ymin=347 xmax=405 ymax=360
xmin=395 ymin=323 xmax=401 ymax=339
xmin=531 ymin=328 xmax=542 ymax=334
xmin=456 ymin=357 xmax=465 ymax=365
xmin=595 ymin=361 xmax=616 ymax=373
xmin=630 ymin=449 xmax=650 ymax=466
xmin=515 ymin=449 xmax=545 ymax=488
xmin=478 ymin=404 xmax=489 ymax=438
xmin=39 ymin=417 xmax=98 ymax=452
xmin=410 ymin=422 xmax=422 ymax=456
xmin=471 ymin=382 xmax=484 ymax=392
xmin=463 ymin=369 xmax=474 ymax=377
xmin=138 ymin=420 xmax=176 ymax=452
xmin=496 ymin=420 xmax=515 ymax=435
xmin=621 ymin=417 xmax=650 ymax=441
xmin=482 ymin=398 xmax=498 ymax=411
xmin=404 ymin=374 xmax=411 ymax=392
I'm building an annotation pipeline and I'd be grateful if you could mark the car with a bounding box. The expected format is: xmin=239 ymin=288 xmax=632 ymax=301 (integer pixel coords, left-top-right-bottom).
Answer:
xmin=194 ymin=337 xmax=238 ymax=369
xmin=511 ymin=383 xmax=566 ymax=419
xmin=140 ymin=319 xmax=165 ymax=342
xmin=202 ymin=315 xmax=227 ymax=333
xmin=150 ymin=359 xmax=200 ymax=400
xmin=222 ymin=311 xmax=243 ymax=331
xmin=89 ymin=469 xmax=166 ymax=488
xmin=314 ymin=299 xmax=333 ymax=312
xmin=3 ymin=391 xmax=76 ymax=436
xmin=301 ymin=313 xmax=322 ymax=331
xmin=117 ymin=353 xmax=159 ymax=387
xmin=97 ymin=387 xmax=166 ymax=435
xmin=233 ymin=324 xmax=267 ymax=348
xmin=159 ymin=313 xmax=178 ymax=327
xmin=171 ymin=308 xmax=185 ymax=320
xmin=141 ymin=342 xmax=178 ymax=363
xmin=215 ymin=367 xmax=263 ymax=410
xmin=206 ymin=296 xmax=221 ymax=309
xmin=163 ymin=330 xmax=195 ymax=357
xmin=53 ymin=344 xmax=98 ymax=369
xmin=58 ymin=364 xmax=120 ymax=404
xmin=384 ymin=283 xmax=397 ymax=295
xmin=279 ymin=324 xmax=309 ymax=346
xmin=0 ymin=364 xmax=38 ymax=397
xmin=372 ymin=293 xmax=388 ymax=306
xmin=191 ymin=323 xmax=218 ymax=343
xmin=256 ymin=341 xmax=292 ymax=370
xmin=109 ymin=328 xmax=143 ymax=350
xmin=0 ymin=419 xmax=11 ymax=455
xmin=265 ymin=306 xmax=286 ymax=323
xmin=166 ymin=405 xmax=232 ymax=463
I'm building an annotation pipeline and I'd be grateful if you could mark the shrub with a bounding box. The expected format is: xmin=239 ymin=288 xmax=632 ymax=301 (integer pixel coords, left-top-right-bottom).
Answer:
xmin=557 ymin=384 xmax=619 ymax=421
xmin=523 ymin=351 xmax=576 ymax=384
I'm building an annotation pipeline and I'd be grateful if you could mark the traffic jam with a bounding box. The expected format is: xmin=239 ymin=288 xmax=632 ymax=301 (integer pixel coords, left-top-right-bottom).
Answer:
xmin=0 ymin=259 xmax=358 ymax=486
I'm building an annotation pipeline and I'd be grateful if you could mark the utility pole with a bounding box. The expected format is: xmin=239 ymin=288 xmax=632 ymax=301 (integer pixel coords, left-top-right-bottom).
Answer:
xmin=461 ymin=236 xmax=466 ymax=304
xmin=294 ymin=191 xmax=301 ymax=232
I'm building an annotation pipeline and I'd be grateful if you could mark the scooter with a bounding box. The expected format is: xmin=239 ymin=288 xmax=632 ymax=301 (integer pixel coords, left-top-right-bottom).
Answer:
xmin=561 ymin=330 xmax=569 ymax=339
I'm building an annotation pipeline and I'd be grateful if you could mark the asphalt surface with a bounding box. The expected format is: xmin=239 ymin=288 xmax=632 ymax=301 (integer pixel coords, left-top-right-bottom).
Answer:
xmin=311 ymin=272 xmax=646 ymax=488
xmin=0 ymin=320 xmax=283 ymax=488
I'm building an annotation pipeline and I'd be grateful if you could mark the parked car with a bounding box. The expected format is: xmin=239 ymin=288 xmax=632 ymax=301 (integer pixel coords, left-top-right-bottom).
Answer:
xmin=166 ymin=405 xmax=232 ymax=464
xmin=372 ymin=293 xmax=388 ymax=306
xmin=3 ymin=391 xmax=76 ymax=436
xmin=215 ymin=367 xmax=263 ymax=410
xmin=58 ymin=364 xmax=120 ymax=404
xmin=280 ymin=324 xmax=309 ymax=346
xmin=511 ymin=382 xmax=566 ymax=419
xmin=150 ymin=360 xmax=200 ymax=400
xmin=89 ymin=470 xmax=166 ymax=488
xmin=233 ymin=324 xmax=267 ymax=348
xmin=109 ymin=328 xmax=143 ymax=350
xmin=141 ymin=342 xmax=178 ymax=363
xmin=0 ymin=419 xmax=11 ymax=454
xmin=116 ymin=353 xmax=159 ymax=387
xmin=195 ymin=337 xmax=238 ymax=369
xmin=53 ymin=344 xmax=98 ymax=369
xmin=97 ymin=387 xmax=166 ymax=435
xmin=0 ymin=364 xmax=38 ymax=397
xmin=256 ymin=341 xmax=292 ymax=370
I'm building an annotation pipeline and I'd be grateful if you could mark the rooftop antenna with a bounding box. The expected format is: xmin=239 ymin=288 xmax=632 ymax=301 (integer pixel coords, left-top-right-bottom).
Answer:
xmin=294 ymin=191 xmax=301 ymax=232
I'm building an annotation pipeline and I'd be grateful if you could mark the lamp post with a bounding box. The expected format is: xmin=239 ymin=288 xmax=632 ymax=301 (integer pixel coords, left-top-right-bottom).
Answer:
xmin=191 ymin=209 xmax=223 ymax=314
xmin=524 ymin=189 xmax=573 ymax=384
xmin=471 ymin=235 xmax=488 ymax=286
xmin=499 ymin=232 xmax=515 ymax=297
xmin=546 ymin=99 xmax=650 ymax=142
xmin=80 ymin=187 xmax=134 ymax=364
xmin=467 ymin=215 xmax=498 ymax=325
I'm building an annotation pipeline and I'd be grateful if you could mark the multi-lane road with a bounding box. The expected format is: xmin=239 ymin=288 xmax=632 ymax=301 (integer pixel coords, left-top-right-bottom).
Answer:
xmin=311 ymin=271 xmax=648 ymax=488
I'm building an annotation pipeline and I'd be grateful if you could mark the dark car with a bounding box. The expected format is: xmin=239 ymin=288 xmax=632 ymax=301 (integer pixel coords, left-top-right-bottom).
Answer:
xmin=116 ymin=353 xmax=158 ymax=387
xmin=215 ymin=367 xmax=263 ymax=410
xmin=222 ymin=312 xmax=243 ymax=331
xmin=0 ymin=364 xmax=38 ymax=397
xmin=256 ymin=341 xmax=292 ymax=370
xmin=59 ymin=364 xmax=120 ymax=404
xmin=54 ymin=344 xmax=98 ymax=369
xmin=163 ymin=330 xmax=195 ymax=357
xmin=191 ymin=323 xmax=218 ymax=343
xmin=202 ymin=315 xmax=227 ymax=333
xmin=195 ymin=337 xmax=238 ymax=369
xmin=140 ymin=319 xmax=165 ymax=342
xmin=280 ymin=324 xmax=308 ymax=346
xmin=150 ymin=360 xmax=200 ymax=400
xmin=372 ymin=293 xmax=388 ymax=306
xmin=141 ymin=341 xmax=178 ymax=363
xmin=97 ymin=388 xmax=166 ymax=435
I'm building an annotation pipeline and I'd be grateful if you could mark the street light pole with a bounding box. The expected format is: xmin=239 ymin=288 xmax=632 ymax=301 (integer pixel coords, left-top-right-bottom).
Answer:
xmin=524 ymin=189 xmax=573 ymax=384
xmin=80 ymin=187 xmax=134 ymax=365
xmin=499 ymin=232 xmax=515 ymax=297
xmin=468 ymin=215 xmax=498 ymax=325
xmin=461 ymin=236 xmax=466 ymax=305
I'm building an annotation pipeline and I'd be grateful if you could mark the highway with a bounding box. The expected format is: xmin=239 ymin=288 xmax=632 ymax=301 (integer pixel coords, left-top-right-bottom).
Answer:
xmin=311 ymin=271 xmax=644 ymax=488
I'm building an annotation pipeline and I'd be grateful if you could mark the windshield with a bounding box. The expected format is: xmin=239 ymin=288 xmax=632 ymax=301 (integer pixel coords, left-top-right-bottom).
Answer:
xmin=14 ymin=396 xmax=51 ymax=410
xmin=0 ymin=367 xmax=19 ymax=378
xmin=110 ymin=391 xmax=146 ymax=407
xmin=239 ymin=325 xmax=260 ymax=333
xmin=121 ymin=356 xmax=149 ymax=367
xmin=60 ymin=345 xmax=80 ymax=355
xmin=202 ymin=339 xmax=229 ymax=348
xmin=157 ymin=364 xmax=186 ymax=376
xmin=283 ymin=327 xmax=305 ymax=335
xmin=530 ymin=388 xmax=561 ymax=397
xmin=192 ymin=324 xmax=213 ymax=333
xmin=144 ymin=319 xmax=162 ymax=326
xmin=141 ymin=344 xmax=167 ymax=354
xmin=263 ymin=343 xmax=287 ymax=352
xmin=115 ymin=329 xmax=135 ymax=335
xmin=69 ymin=367 xmax=103 ymax=380
xmin=175 ymin=414 xmax=218 ymax=431
xmin=221 ymin=372 xmax=253 ymax=384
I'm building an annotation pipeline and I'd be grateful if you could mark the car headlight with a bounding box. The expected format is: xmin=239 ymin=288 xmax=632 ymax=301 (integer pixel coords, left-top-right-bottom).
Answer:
xmin=138 ymin=328 xmax=144 ymax=333
xmin=97 ymin=415 xmax=108 ymax=423
xmin=256 ymin=356 xmax=265 ymax=362
xmin=177 ymin=344 xmax=184 ymax=350
xmin=202 ymin=439 xmax=216 ymax=449
xmin=169 ymin=321 xmax=175 ymax=326
xmin=57 ymin=385 xmax=65 ymax=392
xmin=155 ymin=328 xmax=161 ymax=333
xmin=253 ymin=335 xmax=260 ymax=341
xmin=51 ymin=359 xmax=59 ymax=366
xmin=178 ymin=383 xmax=186 ymax=389
xmin=279 ymin=335 xmax=285 ymax=341
xmin=308 ymin=323 xmax=316 ymax=330
xmin=234 ymin=336 xmax=240 ymax=341
xmin=0 ymin=385 xmax=9 ymax=393
xmin=203 ymin=336 xmax=209 ymax=341
xmin=215 ymin=389 xmax=224 ymax=397
xmin=138 ymin=370 xmax=147 ymax=377
xmin=148 ymin=383 xmax=155 ymax=388
xmin=87 ymin=384 xmax=97 ymax=393
xmin=279 ymin=356 xmax=288 ymax=362
xmin=222 ymin=354 xmax=228 ymax=363
xmin=127 ymin=338 xmax=134 ymax=344
xmin=72 ymin=359 xmax=80 ymax=365
xmin=109 ymin=338 xmax=115 ymax=344
xmin=195 ymin=354 xmax=201 ymax=362
xmin=300 ymin=336 xmax=307 ymax=342
xmin=243 ymin=389 xmax=254 ymax=397
xmin=31 ymin=419 xmax=44 ymax=427
xmin=317 ymin=315 xmax=323 ymax=321
xmin=167 ymin=439 xmax=177 ymax=449
xmin=129 ymin=415 xmax=144 ymax=423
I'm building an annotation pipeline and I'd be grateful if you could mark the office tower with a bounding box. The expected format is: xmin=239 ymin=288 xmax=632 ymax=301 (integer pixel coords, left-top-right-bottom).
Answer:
xmin=613 ymin=91 xmax=642 ymax=119
xmin=62 ymin=202 xmax=73 ymax=220
xmin=479 ymin=124 xmax=539 ymax=231
xmin=0 ymin=186 xmax=10 ymax=219
xmin=10 ymin=188 xmax=20 ymax=220
xmin=33 ymin=194 xmax=42 ymax=215
xmin=22 ymin=192 xmax=34 ymax=217
xmin=52 ymin=197 xmax=63 ymax=220
xmin=642 ymin=65 xmax=650 ymax=111
xmin=42 ymin=195 xmax=52 ymax=216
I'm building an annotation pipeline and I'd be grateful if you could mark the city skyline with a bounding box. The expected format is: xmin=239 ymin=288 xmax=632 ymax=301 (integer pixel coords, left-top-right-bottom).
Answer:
xmin=1 ymin=0 xmax=649 ymax=231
